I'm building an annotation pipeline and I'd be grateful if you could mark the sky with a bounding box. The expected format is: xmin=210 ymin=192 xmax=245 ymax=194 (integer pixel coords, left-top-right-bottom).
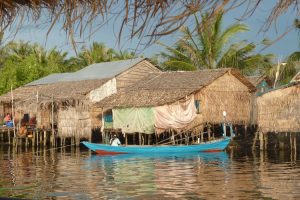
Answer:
xmin=3 ymin=1 xmax=299 ymax=60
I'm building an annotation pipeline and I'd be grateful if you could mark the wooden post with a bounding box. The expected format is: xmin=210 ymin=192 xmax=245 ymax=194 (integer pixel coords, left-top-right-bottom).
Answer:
xmin=294 ymin=134 xmax=297 ymax=161
xmin=252 ymin=131 xmax=258 ymax=151
xmin=139 ymin=133 xmax=142 ymax=145
xmin=43 ymin=130 xmax=47 ymax=146
xmin=264 ymin=133 xmax=268 ymax=150
xmin=35 ymin=89 xmax=39 ymax=148
xmin=8 ymin=129 xmax=11 ymax=145
xmin=25 ymin=137 xmax=28 ymax=147
xmin=32 ymin=130 xmax=36 ymax=148
xmin=171 ymin=130 xmax=175 ymax=145
xmin=148 ymin=134 xmax=151 ymax=145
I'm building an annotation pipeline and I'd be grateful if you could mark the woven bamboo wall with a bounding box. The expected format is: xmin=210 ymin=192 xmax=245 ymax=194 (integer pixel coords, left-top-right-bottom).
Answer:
xmin=257 ymin=84 xmax=300 ymax=132
xmin=58 ymin=107 xmax=92 ymax=139
xmin=195 ymin=73 xmax=252 ymax=125
xmin=90 ymin=106 xmax=102 ymax=129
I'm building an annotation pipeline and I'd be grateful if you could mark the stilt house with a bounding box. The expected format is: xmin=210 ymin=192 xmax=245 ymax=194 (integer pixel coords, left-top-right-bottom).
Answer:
xmin=0 ymin=58 xmax=160 ymax=141
xmin=98 ymin=68 xmax=256 ymax=144
xmin=256 ymin=72 xmax=300 ymax=133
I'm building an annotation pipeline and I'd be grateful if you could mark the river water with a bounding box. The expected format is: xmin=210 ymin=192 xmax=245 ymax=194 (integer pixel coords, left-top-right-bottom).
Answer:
xmin=1 ymin=136 xmax=300 ymax=200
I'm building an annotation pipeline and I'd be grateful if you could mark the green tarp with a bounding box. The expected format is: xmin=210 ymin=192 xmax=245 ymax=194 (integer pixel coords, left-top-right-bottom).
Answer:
xmin=113 ymin=107 xmax=155 ymax=134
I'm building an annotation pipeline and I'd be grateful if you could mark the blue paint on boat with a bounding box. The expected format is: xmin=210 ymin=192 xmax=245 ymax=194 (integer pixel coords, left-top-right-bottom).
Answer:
xmin=81 ymin=137 xmax=232 ymax=155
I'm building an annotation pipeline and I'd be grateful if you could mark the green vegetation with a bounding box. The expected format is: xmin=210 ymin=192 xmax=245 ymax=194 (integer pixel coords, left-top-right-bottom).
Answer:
xmin=158 ymin=12 xmax=274 ymax=75
xmin=0 ymin=41 xmax=135 ymax=95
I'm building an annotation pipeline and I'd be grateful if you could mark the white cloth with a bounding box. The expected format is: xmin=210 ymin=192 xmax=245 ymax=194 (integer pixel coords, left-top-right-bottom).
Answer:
xmin=89 ymin=78 xmax=117 ymax=103
xmin=154 ymin=95 xmax=197 ymax=132
xmin=110 ymin=138 xmax=121 ymax=146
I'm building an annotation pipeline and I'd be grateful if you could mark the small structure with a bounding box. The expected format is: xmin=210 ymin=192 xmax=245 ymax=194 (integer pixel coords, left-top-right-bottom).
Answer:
xmin=98 ymin=68 xmax=256 ymax=144
xmin=0 ymin=58 xmax=160 ymax=145
xmin=246 ymin=75 xmax=272 ymax=95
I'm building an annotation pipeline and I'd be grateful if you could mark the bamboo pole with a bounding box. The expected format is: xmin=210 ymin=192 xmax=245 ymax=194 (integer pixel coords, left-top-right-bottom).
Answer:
xmin=35 ymin=89 xmax=39 ymax=148
xmin=51 ymin=95 xmax=54 ymax=147
xmin=11 ymin=86 xmax=16 ymax=137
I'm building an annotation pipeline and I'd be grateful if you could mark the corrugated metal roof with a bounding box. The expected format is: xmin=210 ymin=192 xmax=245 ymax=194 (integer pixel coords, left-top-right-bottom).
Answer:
xmin=63 ymin=57 xmax=144 ymax=82
xmin=26 ymin=73 xmax=72 ymax=86
xmin=27 ymin=58 xmax=144 ymax=86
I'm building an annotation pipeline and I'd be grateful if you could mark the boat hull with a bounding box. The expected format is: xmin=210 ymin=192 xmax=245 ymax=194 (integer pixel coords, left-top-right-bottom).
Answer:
xmin=81 ymin=137 xmax=231 ymax=155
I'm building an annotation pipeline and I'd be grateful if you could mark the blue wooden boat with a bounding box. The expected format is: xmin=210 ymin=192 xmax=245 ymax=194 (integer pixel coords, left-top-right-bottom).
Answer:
xmin=81 ymin=137 xmax=232 ymax=155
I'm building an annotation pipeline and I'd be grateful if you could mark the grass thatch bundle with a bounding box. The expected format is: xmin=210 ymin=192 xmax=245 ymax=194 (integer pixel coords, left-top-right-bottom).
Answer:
xmin=257 ymin=83 xmax=300 ymax=133
xmin=0 ymin=1 xmax=297 ymax=47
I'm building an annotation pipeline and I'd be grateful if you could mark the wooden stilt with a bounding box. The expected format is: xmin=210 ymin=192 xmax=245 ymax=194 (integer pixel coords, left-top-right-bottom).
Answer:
xmin=171 ymin=130 xmax=175 ymax=145
xmin=43 ymin=130 xmax=47 ymax=146
xmin=148 ymin=134 xmax=151 ymax=145
xmin=264 ymin=133 xmax=268 ymax=150
xmin=252 ymin=131 xmax=258 ymax=151
xmin=259 ymin=131 xmax=264 ymax=151
xmin=139 ymin=133 xmax=142 ymax=145
xmin=294 ymin=134 xmax=297 ymax=161
xmin=8 ymin=129 xmax=11 ymax=145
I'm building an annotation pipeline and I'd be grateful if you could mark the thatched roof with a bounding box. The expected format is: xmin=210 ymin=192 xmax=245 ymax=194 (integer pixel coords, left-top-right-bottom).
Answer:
xmin=0 ymin=79 xmax=109 ymax=105
xmin=0 ymin=1 xmax=297 ymax=47
xmin=98 ymin=68 xmax=255 ymax=108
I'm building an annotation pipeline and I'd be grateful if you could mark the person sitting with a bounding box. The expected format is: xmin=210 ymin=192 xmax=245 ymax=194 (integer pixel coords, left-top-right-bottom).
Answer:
xmin=4 ymin=113 xmax=13 ymax=127
xmin=29 ymin=115 xmax=37 ymax=125
xmin=110 ymin=134 xmax=121 ymax=146
xmin=4 ymin=113 xmax=11 ymax=123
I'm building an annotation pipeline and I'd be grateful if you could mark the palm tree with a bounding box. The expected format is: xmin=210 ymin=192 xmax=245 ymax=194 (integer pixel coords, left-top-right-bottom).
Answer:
xmin=159 ymin=12 xmax=273 ymax=73
xmin=78 ymin=42 xmax=115 ymax=66
xmin=113 ymin=49 xmax=136 ymax=60
xmin=268 ymin=52 xmax=300 ymax=86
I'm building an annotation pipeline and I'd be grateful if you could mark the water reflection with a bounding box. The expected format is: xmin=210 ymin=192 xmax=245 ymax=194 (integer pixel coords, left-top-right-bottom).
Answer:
xmin=0 ymin=143 xmax=300 ymax=199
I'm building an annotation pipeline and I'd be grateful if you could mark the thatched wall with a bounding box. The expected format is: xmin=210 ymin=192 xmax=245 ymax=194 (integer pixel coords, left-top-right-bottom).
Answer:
xmin=90 ymin=106 xmax=103 ymax=129
xmin=58 ymin=107 xmax=92 ymax=139
xmin=195 ymin=73 xmax=252 ymax=125
xmin=257 ymin=84 xmax=300 ymax=133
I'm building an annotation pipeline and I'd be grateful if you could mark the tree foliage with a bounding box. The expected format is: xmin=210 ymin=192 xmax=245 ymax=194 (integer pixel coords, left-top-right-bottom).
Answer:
xmin=0 ymin=41 xmax=136 ymax=95
xmin=158 ymin=12 xmax=274 ymax=75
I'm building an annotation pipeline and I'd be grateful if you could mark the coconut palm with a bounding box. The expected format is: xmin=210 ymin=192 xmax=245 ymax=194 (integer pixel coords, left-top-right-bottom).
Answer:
xmin=159 ymin=12 xmax=273 ymax=73
xmin=268 ymin=52 xmax=300 ymax=86
xmin=78 ymin=42 xmax=115 ymax=66
xmin=113 ymin=49 xmax=136 ymax=60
